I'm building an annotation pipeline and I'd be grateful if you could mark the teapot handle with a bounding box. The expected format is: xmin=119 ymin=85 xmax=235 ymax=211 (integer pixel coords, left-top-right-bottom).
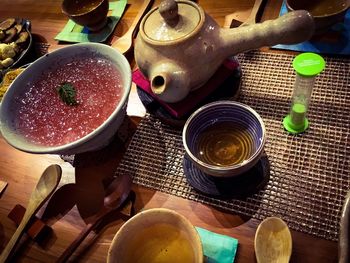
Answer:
xmin=221 ymin=10 xmax=315 ymax=55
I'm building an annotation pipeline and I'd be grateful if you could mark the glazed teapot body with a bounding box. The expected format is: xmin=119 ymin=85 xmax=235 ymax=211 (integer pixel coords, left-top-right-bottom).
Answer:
xmin=135 ymin=0 xmax=314 ymax=103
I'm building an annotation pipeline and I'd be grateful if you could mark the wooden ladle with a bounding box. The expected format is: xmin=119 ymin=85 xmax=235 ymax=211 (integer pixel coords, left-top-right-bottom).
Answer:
xmin=0 ymin=164 xmax=62 ymax=263
xmin=339 ymin=190 xmax=350 ymax=263
xmin=56 ymin=173 xmax=132 ymax=263
xmin=111 ymin=0 xmax=154 ymax=54
xmin=254 ymin=217 xmax=292 ymax=263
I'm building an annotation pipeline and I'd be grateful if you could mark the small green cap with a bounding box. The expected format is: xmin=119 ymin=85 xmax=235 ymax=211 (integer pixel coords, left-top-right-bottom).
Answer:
xmin=293 ymin=53 xmax=325 ymax=77
xmin=283 ymin=115 xmax=309 ymax=134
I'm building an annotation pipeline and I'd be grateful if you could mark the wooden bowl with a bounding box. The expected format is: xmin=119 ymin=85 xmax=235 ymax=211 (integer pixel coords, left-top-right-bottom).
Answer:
xmin=61 ymin=0 xmax=109 ymax=31
xmin=107 ymin=208 xmax=203 ymax=263
xmin=286 ymin=0 xmax=349 ymax=34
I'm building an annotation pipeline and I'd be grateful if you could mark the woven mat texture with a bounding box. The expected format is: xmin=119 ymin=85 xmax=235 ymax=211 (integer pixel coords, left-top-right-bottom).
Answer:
xmin=115 ymin=50 xmax=350 ymax=241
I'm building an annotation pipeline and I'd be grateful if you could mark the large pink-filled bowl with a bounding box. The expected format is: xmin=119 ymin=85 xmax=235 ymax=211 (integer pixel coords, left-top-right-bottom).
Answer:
xmin=0 ymin=43 xmax=131 ymax=155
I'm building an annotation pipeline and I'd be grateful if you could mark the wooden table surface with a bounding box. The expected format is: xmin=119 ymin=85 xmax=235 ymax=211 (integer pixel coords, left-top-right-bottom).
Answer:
xmin=0 ymin=0 xmax=339 ymax=262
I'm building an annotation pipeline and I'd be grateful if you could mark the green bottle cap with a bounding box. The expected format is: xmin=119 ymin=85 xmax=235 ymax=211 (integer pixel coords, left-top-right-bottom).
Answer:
xmin=293 ymin=52 xmax=325 ymax=77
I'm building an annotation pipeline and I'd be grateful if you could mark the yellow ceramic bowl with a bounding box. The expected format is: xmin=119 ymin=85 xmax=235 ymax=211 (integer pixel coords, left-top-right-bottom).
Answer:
xmin=107 ymin=208 xmax=203 ymax=263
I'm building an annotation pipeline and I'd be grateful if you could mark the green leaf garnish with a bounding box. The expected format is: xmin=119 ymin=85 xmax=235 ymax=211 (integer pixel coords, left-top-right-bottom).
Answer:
xmin=57 ymin=82 xmax=78 ymax=106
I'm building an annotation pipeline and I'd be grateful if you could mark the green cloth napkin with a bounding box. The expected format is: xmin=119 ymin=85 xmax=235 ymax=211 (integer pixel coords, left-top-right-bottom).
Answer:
xmin=196 ymin=227 xmax=238 ymax=263
xmin=55 ymin=0 xmax=127 ymax=43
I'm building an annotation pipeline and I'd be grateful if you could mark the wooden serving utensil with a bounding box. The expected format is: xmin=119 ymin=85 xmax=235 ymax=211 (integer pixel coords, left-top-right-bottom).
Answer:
xmin=111 ymin=0 xmax=154 ymax=54
xmin=339 ymin=190 xmax=350 ymax=263
xmin=254 ymin=217 xmax=292 ymax=263
xmin=0 ymin=164 xmax=62 ymax=263
xmin=56 ymin=173 xmax=132 ymax=263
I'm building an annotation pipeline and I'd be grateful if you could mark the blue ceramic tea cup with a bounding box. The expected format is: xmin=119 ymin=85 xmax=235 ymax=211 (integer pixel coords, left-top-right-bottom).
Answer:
xmin=183 ymin=100 xmax=266 ymax=177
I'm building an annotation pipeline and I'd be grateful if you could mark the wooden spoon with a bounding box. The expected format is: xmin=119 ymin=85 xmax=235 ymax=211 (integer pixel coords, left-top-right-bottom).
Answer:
xmin=254 ymin=217 xmax=292 ymax=263
xmin=339 ymin=190 xmax=350 ymax=263
xmin=0 ymin=164 xmax=62 ymax=263
xmin=111 ymin=0 xmax=154 ymax=54
xmin=56 ymin=173 xmax=132 ymax=263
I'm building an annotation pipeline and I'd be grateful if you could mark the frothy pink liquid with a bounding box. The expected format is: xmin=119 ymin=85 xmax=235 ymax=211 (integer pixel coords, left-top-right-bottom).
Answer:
xmin=14 ymin=54 xmax=123 ymax=146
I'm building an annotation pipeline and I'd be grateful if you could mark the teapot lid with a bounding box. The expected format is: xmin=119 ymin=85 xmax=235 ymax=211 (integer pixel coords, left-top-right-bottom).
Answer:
xmin=141 ymin=0 xmax=204 ymax=43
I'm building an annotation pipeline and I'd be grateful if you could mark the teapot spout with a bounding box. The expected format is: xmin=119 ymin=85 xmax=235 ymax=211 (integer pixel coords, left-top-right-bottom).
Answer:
xmin=220 ymin=10 xmax=315 ymax=55
xmin=150 ymin=62 xmax=190 ymax=103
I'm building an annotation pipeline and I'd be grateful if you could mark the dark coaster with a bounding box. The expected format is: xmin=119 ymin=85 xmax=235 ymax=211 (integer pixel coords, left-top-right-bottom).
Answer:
xmin=137 ymin=62 xmax=242 ymax=128
xmin=183 ymin=154 xmax=270 ymax=199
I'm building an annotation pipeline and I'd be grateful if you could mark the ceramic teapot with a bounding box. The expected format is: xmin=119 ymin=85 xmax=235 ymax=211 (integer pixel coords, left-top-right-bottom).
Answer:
xmin=135 ymin=0 xmax=315 ymax=103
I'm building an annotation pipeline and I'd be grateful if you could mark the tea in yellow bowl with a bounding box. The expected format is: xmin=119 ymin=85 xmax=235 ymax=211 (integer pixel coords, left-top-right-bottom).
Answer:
xmin=107 ymin=208 xmax=203 ymax=263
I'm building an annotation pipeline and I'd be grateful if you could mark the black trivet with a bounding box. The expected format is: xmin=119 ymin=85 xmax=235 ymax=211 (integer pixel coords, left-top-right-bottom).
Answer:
xmin=183 ymin=154 xmax=270 ymax=198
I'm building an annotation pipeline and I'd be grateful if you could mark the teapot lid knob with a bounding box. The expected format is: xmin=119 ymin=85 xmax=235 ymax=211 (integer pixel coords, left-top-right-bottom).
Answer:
xmin=159 ymin=0 xmax=179 ymax=25
xmin=141 ymin=0 xmax=204 ymax=42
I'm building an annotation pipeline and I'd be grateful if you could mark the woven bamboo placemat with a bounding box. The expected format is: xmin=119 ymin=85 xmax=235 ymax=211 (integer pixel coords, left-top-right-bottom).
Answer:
xmin=115 ymin=50 xmax=350 ymax=241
